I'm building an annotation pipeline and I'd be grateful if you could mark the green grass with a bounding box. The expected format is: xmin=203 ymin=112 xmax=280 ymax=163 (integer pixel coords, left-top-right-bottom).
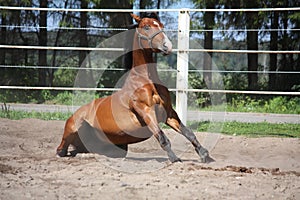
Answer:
xmin=228 ymin=96 xmax=300 ymax=114
xmin=1 ymin=109 xmax=299 ymax=138
xmin=0 ymin=110 xmax=72 ymax=120
xmin=194 ymin=121 xmax=300 ymax=138
xmin=198 ymin=96 xmax=300 ymax=114
xmin=2 ymin=90 xmax=300 ymax=115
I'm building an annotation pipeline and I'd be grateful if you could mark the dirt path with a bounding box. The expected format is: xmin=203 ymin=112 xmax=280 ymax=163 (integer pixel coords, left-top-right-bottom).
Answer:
xmin=0 ymin=118 xmax=299 ymax=199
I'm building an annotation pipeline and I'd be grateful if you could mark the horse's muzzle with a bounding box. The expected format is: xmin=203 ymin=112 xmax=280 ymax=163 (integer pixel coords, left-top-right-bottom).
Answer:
xmin=160 ymin=39 xmax=172 ymax=55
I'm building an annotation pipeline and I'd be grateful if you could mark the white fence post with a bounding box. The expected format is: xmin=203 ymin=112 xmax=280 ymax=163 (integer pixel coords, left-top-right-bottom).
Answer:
xmin=176 ymin=9 xmax=190 ymax=125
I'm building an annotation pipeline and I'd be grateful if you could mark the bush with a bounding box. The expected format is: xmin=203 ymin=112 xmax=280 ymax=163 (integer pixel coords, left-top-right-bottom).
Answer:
xmin=227 ymin=96 xmax=300 ymax=114
xmin=51 ymin=91 xmax=73 ymax=105
xmin=265 ymin=96 xmax=300 ymax=114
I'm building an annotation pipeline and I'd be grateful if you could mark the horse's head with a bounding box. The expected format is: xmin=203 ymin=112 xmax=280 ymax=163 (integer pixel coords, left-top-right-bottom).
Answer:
xmin=131 ymin=13 xmax=172 ymax=55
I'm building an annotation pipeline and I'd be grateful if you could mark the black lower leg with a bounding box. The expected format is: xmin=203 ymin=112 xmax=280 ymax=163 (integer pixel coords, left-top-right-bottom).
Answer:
xmin=57 ymin=148 xmax=68 ymax=157
xmin=180 ymin=124 xmax=209 ymax=163
xmin=156 ymin=131 xmax=181 ymax=163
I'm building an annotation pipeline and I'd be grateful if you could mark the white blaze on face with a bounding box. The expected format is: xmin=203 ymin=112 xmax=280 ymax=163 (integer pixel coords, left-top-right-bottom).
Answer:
xmin=153 ymin=21 xmax=161 ymax=30
xmin=153 ymin=20 xmax=172 ymax=53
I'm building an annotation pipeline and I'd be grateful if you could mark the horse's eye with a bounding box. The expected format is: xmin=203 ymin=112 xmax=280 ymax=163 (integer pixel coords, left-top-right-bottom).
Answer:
xmin=144 ymin=25 xmax=150 ymax=31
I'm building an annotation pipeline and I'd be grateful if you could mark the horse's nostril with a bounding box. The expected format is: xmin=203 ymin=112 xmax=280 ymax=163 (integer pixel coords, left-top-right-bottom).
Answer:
xmin=163 ymin=42 xmax=168 ymax=50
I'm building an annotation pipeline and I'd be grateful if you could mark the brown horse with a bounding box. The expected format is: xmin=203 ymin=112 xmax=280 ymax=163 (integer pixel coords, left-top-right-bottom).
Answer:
xmin=56 ymin=13 xmax=210 ymax=163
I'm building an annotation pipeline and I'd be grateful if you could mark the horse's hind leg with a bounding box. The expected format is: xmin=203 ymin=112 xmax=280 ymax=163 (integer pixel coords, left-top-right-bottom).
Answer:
xmin=166 ymin=109 xmax=210 ymax=163
xmin=56 ymin=116 xmax=79 ymax=157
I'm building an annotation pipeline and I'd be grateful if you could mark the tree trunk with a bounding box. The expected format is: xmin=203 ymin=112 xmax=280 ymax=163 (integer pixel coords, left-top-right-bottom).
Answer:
xmin=0 ymin=14 xmax=7 ymax=85
xmin=0 ymin=13 xmax=6 ymax=66
xmin=269 ymin=11 xmax=278 ymax=91
xmin=280 ymin=11 xmax=292 ymax=91
xmin=38 ymin=0 xmax=47 ymax=86
xmin=140 ymin=0 xmax=146 ymax=9
xmin=78 ymin=0 xmax=88 ymax=68
xmin=203 ymin=3 xmax=215 ymax=89
xmin=50 ymin=0 xmax=69 ymax=87
xmin=78 ymin=0 xmax=95 ymax=87
xmin=246 ymin=11 xmax=258 ymax=91
xmin=157 ymin=0 xmax=161 ymax=9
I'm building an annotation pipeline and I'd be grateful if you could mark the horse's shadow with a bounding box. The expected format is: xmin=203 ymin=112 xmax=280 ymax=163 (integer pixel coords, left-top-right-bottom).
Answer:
xmin=124 ymin=155 xmax=215 ymax=163
xmin=68 ymin=121 xmax=215 ymax=164
xmin=125 ymin=156 xmax=168 ymax=163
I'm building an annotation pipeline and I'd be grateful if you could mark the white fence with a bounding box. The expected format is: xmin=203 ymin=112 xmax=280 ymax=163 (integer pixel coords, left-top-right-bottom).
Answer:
xmin=1 ymin=6 xmax=300 ymax=123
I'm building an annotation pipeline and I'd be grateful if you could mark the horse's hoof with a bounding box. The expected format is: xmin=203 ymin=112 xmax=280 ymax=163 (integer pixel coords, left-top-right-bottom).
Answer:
xmin=170 ymin=157 xmax=182 ymax=163
xmin=196 ymin=147 xmax=209 ymax=163
xmin=201 ymin=155 xmax=215 ymax=163
xmin=200 ymin=156 xmax=207 ymax=163
xmin=70 ymin=150 xmax=78 ymax=157
xmin=56 ymin=149 xmax=67 ymax=157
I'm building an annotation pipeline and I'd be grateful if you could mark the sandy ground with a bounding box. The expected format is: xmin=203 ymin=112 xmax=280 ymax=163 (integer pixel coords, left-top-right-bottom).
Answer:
xmin=0 ymin=118 xmax=299 ymax=199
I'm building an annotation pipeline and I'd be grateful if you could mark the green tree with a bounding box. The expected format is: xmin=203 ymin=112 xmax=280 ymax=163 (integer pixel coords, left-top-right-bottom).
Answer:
xmin=263 ymin=0 xmax=300 ymax=91
xmin=0 ymin=0 xmax=36 ymax=86
xmin=202 ymin=0 xmax=215 ymax=88
xmin=0 ymin=5 xmax=7 ymax=67
xmin=92 ymin=0 xmax=133 ymax=32
xmin=220 ymin=0 xmax=262 ymax=90
xmin=192 ymin=0 xmax=219 ymax=88
xmin=244 ymin=0 xmax=260 ymax=91
xmin=38 ymin=0 xmax=48 ymax=86
xmin=78 ymin=0 xmax=88 ymax=69
xmin=269 ymin=0 xmax=279 ymax=90
xmin=277 ymin=0 xmax=300 ymax=91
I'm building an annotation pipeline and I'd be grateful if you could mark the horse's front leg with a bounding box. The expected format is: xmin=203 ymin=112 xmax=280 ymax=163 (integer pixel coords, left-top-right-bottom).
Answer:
xmin=130 ymin=99 xmax=181 ymax=163
xmin=155 ymin=129 xmax=182 ymax=163
xmin=57 ymin=115 xmax=78 ymax=157
xmin=57 ymin=114 xmax=88 ymax=157
xmin=166 ymin=109 xmax=210 ymax=163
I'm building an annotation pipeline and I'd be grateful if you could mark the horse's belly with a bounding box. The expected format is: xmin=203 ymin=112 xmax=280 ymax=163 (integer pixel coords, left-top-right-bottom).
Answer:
xmin=87 ymin=97 xmax=152 ymax=144
xmin=104 ymin=127 xmax=153 ymax=144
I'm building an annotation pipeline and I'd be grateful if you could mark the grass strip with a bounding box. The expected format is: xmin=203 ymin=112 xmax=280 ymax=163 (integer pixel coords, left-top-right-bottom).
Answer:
xmin=194 ymin=121 xmax=300 ymax=138
xmin=0 ymin=110 xmax=72 ymax=120
xmin=1 ymin=110 xmax=299 ymax=138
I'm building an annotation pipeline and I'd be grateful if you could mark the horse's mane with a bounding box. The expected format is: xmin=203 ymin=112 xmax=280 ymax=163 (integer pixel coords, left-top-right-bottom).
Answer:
xmin=122 ymin=12 xmax=160 ymax=71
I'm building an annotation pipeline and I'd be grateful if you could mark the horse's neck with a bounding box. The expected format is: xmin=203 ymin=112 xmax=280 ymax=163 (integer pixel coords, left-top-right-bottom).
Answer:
xmin=132 ymin=47 xmax=153 ymax=67
xmin=131 ymin=38 xmax=161 ymax=83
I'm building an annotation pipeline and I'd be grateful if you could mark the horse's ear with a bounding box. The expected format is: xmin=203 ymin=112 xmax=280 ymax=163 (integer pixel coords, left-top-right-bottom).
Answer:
xmin=131 ymin=13 xmax=141 ymax=23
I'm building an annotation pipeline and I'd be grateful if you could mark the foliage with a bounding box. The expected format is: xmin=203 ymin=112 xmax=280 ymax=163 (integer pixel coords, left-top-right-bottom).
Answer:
xmin=0 ymin=104 xmax=71 ymax=120
xmin=264 ymin=96 xmax=300 ymax=114
xmin=53 ymin=68 xmax=77 ymax=87
xmin=46 ymin=91 xmax=74 ymax=105
xmin=195 ymin=121 xmax=300 ymax=138
xmin=188 ymin=72 xmax=211 ymax=107
xmin=47 ymin=91 xmax=101 ymax=106
xmin=0 ymin=90 xmax=40 ymax=103
xmin=214 ymin=96 xmax=300 ymax=114
xmin=191 ymin=0 xmax=300 ymax=91
xmin=0 ymin=0 xmax=299 ymax=112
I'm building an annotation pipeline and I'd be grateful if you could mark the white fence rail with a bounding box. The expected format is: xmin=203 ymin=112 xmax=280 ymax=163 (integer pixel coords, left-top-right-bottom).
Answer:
xmin=1 ymin=6 xmax=300 ymax=12
xmin=1 ymin=44 xmax=300 ymax=54
xmin=1 ymin=6 xmax=300 ymax=124
xmin=1 ymin=86 xmax=299 ymax=96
